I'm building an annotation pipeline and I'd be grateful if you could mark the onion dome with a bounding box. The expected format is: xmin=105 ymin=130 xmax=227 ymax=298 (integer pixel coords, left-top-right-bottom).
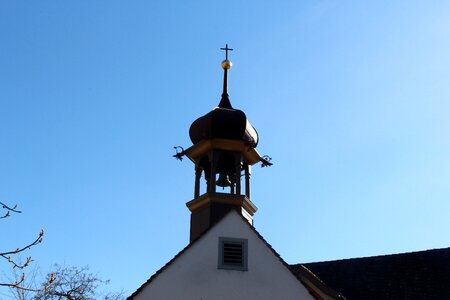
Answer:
xmin=189 ymin=55 xmax=259 ymax=147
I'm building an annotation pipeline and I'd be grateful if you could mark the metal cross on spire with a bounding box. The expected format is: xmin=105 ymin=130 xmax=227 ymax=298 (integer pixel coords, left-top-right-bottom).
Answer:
xmin=220 ymin=44 xmax=233 ymax=60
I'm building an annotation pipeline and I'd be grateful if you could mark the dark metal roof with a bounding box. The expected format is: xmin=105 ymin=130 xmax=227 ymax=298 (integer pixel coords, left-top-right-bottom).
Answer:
xmin=189 ymin=50 xmax=259 ymax=147
xmin=292 ymin=247 xmax=450 ymax=300
xmin=189 ymin=99 xmax=259 ymax=146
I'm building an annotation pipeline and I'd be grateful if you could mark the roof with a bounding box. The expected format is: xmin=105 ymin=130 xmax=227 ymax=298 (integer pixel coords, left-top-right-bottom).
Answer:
xmin=291 ymin=247 xmax=450 ymax=300
xmin=189 ymin=105 xmax=259 ymax=146
xmin=128 ymin=211 xmax=342 ymax=300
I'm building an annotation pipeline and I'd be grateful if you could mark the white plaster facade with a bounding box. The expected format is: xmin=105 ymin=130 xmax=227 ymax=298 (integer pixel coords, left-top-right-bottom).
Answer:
xmin=131 ymin=211 xmax=316 ymax=300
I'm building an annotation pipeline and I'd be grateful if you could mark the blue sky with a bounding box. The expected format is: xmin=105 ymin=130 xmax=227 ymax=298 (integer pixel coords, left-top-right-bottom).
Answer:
xmin=1 ymin=0 xmax=450 ymax=296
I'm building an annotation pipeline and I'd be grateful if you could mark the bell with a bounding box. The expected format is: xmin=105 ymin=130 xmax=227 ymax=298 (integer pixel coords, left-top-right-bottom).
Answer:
xmin=216 ymin=173 xmax=232 ymax=188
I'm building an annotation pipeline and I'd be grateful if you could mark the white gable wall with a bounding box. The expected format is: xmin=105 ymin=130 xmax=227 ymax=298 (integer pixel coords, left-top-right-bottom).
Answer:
xmin=133 ymin=211 xmax=315 ymax=300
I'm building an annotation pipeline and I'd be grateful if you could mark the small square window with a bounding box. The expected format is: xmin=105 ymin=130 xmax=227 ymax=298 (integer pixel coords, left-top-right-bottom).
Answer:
xmin=218 ymin=237 xmax=248 ymax=271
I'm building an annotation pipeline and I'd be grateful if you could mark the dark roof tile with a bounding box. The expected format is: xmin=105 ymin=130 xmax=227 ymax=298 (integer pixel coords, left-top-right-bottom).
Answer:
xmin=291 ymin=247 xmax=450 ymax=300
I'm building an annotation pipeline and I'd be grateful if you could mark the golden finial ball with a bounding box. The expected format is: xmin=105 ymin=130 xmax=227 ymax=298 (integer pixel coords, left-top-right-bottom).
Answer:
xmin=221 ymin=59 xmax=232 ymax=69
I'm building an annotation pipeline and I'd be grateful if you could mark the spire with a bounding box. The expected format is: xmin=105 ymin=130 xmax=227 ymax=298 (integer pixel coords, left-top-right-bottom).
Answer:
xmin=219 ymin=44 xmax=233 ymax=109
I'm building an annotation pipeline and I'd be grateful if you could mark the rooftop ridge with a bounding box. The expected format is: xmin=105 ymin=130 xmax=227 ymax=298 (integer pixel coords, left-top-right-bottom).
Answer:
xmin=297 ymin=246 xmax=450 ymax=266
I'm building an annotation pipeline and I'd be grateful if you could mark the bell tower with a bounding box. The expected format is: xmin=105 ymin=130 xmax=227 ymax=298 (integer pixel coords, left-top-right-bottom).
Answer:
xmin=176 ymin=45 xmax=271 ymax=242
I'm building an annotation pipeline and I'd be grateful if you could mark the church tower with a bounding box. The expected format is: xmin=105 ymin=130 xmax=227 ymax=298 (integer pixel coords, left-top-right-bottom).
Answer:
xmin=130 ymin=46 xmax=341 ymax=300
xmin=176 ymin=45 xmax=271 ymax=242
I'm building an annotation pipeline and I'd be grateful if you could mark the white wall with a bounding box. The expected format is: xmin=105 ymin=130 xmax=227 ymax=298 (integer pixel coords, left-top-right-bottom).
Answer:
xmin=133 ymin=211 xmax=315 ymax=300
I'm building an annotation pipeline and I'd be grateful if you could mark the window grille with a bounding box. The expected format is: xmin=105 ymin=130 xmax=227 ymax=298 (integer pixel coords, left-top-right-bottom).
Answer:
xmin=218 ymin=237 xmax=248 ymax=271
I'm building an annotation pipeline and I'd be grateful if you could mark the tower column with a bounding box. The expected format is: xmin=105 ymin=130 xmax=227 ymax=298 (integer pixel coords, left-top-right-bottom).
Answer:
xmin=245 ymin=163 xmax=251 ymax=198
xmin=194 ymin=163 xmax=202 ymax=198
xmin=235 ymin=154 xmax=242 ymax=195
xmin=209 ymin=152 xmax=217 ymax=193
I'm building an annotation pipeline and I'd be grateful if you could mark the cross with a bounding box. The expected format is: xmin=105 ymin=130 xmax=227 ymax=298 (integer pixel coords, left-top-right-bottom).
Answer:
xmin=220 ymin=44 xmax=233 ymax=60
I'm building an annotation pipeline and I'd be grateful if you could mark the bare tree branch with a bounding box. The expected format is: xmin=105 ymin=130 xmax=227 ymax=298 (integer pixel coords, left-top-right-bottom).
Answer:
xmin=34 ymin=265 xmax=123 ymax=300
xmin=0 ymin=202 xmax=22 ymax=214
xmin=1 ymin=202 xmax=45 ymax=292
xmin=1 ymin=230 xmax=44 ymax=258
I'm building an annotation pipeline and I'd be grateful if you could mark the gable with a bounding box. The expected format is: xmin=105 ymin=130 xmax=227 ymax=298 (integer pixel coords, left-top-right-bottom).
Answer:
xmin=129 ymin=211 xmax=317 ymax=300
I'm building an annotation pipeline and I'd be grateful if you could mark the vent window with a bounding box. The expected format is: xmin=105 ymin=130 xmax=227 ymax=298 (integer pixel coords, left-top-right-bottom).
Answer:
xmin=218 ymin=237 xmax=248 ymax=271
